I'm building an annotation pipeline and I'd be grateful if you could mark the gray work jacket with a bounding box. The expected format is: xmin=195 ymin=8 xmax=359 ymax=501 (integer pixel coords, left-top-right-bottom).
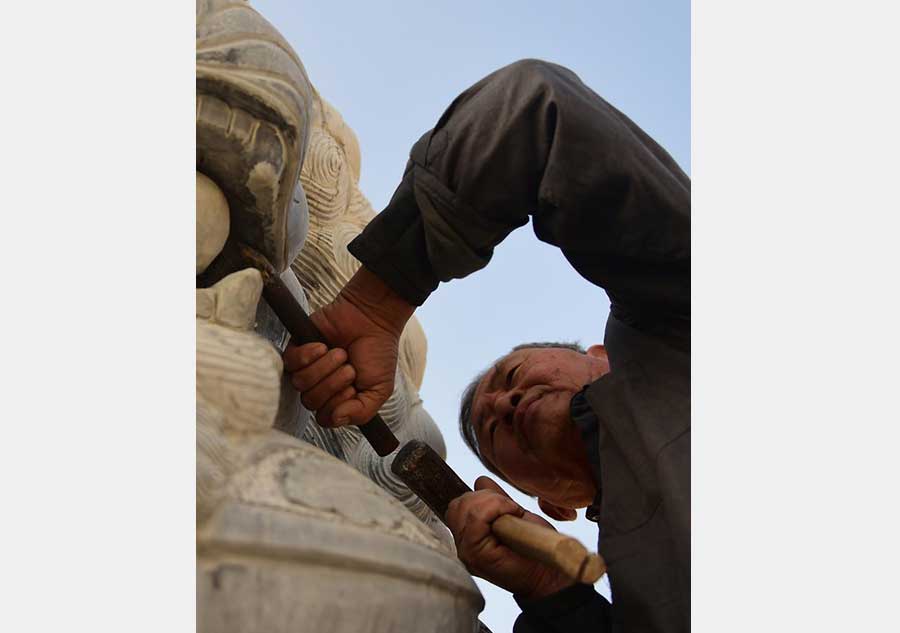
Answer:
xmin=348 ymin=59 xmax=690 ymax=632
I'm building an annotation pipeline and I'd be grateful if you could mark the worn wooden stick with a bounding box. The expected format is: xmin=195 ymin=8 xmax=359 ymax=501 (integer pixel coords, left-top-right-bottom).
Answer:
xmin=392 ymin=440 xmax=606 ymax=583
xmin=491 ymin=515 xmax=605 ymax=583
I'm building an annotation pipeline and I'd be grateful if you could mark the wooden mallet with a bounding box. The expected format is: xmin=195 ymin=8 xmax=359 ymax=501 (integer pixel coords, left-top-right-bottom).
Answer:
xmin=392 ymin=440 xmax=606 ymax=584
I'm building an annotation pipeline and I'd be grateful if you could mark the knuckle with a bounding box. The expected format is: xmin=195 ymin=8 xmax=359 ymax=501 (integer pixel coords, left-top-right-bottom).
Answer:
xmin=292 ymin=373 xmax=308 ymax=392
xmin=471 ymin=505 xmax=495 ymax=524
xmin=330 ymin=387 xmax=355 ymax=408
xmin=469 ymin=490 xmax=495 ymax=506
xmin=327 ymin=348 xmax=346 ymax=365
xmin=446 ymin=499 xmax=463 ymax=524
xmin=306 ymin=343 xmax=328 ymax=362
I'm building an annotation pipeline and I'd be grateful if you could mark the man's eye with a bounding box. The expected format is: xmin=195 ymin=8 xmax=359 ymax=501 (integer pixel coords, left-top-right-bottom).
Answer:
xmin=506 ymin=363 xmax=521 ymax=386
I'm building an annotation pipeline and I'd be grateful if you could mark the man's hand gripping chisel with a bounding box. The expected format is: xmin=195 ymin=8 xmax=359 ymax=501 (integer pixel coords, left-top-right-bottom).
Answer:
xmin=239 ymin=244 xmax=399 ymax=456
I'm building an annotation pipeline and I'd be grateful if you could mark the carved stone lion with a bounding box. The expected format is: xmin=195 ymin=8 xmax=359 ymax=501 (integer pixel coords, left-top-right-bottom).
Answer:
xmin=196 ymin=2 xmax=482 ymax=631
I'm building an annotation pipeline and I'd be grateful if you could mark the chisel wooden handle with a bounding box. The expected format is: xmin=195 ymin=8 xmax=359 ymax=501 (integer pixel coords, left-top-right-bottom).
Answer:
xmin=391 ymin=440 xmax=605 ymax=583
xmin=241 ymin=245 xmax=400 ymax=456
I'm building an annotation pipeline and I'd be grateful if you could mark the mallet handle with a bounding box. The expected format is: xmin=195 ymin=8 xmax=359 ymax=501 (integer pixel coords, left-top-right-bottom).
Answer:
xmin=492 ymin=515 xmax=605 ymax=584
xmin=391 ymin=441 xmax=605 ymax=583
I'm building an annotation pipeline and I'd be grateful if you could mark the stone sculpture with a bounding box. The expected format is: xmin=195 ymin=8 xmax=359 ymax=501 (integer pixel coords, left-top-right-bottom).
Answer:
xmin=195 ymin=231 xmax=481 ymax=631
xmin=196 ymin=2 xmax=482 ymax=631
xmin=292 ymin=94 xmax=451 ymax=544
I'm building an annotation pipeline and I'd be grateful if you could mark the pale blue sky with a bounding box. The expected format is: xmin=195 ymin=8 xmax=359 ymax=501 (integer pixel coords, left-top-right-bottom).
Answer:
xmin=254 ymin=1 xmax=689 ymax=630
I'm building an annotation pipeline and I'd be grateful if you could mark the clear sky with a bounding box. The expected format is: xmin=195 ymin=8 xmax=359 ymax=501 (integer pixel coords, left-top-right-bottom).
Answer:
xmin=254 ymin=1 xmax=690 ymax=630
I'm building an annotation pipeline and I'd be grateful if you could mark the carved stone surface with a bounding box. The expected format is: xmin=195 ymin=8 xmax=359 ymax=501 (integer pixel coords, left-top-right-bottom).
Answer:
xmin=197 ymin=269 xmax=263 ymax=329
xmin=291 ymin=94 xmax=428 ymax=391
xmin=195 ymin=167 xmax=313 ymax=439
xmin=196 ymin=171 xmax=230 ymax=274
xmin=196 ymin=0 xmax=313 ymax=274
xmin=196 ymin=271 xmax=482 ymax=632
xmin=198 ymin=437 xmax=482 ymax=633
xmin=291 ymin=96 xmax=448 ymax=543
xmin=196 ymin=4 xmax=481 ymax=630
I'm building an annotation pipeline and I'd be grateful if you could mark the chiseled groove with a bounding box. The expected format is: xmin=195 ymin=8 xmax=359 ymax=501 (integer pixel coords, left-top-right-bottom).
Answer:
xmin=196 ymin=383 xmax=278 ymax=408
xmin=198 ymin=351 xmax=276 ymax=373
xmin=303 ymin=169 xmax=341 ymax=191
xmin=301 ymin=175 xmax=341 ymax=198
xmin=303 ymin=189 xmax=342 ymax=206
xmin=196 ymin=98 xmax=259 ymax=151
xmin=291 ymin=256 xmax=345 ymax=309
xmin=196 ymin=397 xmax=276 ymax=420
xmin=197 ymin=2 xmax=254 ymax=22
xmin=198 ymin=536 xmax=480 ymax=603
xmin=196 ymin=373 xmax=278 ymax=397
xmin=226 ymin=106 xmax=236 ymax=136
xmin=286 ymin=101 xmax=438 ymax=529
xmin=196 ymin=24 xmax=310 ymax=83
xmin=196 ymin=62 xmax=310 ymax=104
xmin=196 ymin=67 xmax=299 ymax=133
xmin=245 ymin=118 xmax=261 ymax=148
xmin=198 ymin=339 xmax=277 ymax=364
xmin=198 ymin=337 xmax=274 ymax=357
xmin=301 ymin=189 xmax=341 ymax=210
xmin=292 ymin=274 xmax=342 ymax=311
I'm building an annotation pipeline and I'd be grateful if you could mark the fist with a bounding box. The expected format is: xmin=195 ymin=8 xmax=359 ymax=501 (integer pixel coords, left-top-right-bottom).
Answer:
xmin=281 ymin=266 xmax=414 ymax=428
xmin=281 ymin=298 xmax=401 ymax=428
xmin=446 ymin=476 xmax=574 ymax=599
xmin=283 ymin=341 xmax=358 ymax=426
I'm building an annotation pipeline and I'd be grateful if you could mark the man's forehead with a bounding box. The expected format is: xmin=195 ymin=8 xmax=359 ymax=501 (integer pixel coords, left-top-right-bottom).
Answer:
xmin=480 ymin=352 xmax=513 ymax=387
xmin=474 ymin=350 xmax=526 ymax=401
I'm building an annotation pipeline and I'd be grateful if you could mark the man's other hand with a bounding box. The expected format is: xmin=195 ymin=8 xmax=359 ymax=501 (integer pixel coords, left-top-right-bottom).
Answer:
xmin=282 ymin=266 xmax=414 ymax=428
xmin=446 ymin=476 xmax=575 ymax=600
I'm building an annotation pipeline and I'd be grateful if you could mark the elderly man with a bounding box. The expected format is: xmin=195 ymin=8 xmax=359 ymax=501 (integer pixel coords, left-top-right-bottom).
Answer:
xmin=284 ymin=59 xmax=689 ymax=632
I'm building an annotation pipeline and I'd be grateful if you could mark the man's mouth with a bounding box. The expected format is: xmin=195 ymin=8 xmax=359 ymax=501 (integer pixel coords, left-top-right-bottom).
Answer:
xmin=514 ymin=391 xmax=544 ymax=443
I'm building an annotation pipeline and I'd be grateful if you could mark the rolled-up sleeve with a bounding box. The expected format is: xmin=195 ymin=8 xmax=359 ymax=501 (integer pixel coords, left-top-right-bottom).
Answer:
xmin=349 ymin=59 xmax=689 ymax=347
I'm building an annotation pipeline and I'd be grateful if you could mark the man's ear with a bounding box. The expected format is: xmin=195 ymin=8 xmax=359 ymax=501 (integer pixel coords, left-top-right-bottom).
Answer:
xmin=586 ymin=344 xmax=607 ymax=360
xmin=538 ymin=498 xmax=577 ymax=521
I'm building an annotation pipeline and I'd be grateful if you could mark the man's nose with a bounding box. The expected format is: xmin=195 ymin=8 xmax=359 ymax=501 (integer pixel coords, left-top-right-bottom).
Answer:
xmin=494 ymin=390 xmax=523 ymax=418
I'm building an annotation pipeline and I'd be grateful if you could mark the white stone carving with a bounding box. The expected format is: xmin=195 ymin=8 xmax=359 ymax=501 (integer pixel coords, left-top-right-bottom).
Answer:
xmin=196 ymin=0 xmax=313 ymax=275
xmin=196 ymin=269 xmax=481 ymax=632
xmin=196 ymin=3 xmax=481 ymax=629
xmin=196 ymin=172 xmax=230 ymax=274
xmin=291 ymin=94 xmax=450 ymax=544
xmin=196 ymin=269 xmax=264 ymax=330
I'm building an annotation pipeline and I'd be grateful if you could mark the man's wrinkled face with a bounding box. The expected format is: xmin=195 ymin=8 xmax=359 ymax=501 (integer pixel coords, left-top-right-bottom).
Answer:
xmin=470 ymin=347 xmax=610 ymax=508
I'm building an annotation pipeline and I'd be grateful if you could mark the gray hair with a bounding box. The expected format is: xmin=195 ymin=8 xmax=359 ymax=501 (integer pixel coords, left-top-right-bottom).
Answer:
xmin=458 ymin=341 xmax=586 ymax=490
